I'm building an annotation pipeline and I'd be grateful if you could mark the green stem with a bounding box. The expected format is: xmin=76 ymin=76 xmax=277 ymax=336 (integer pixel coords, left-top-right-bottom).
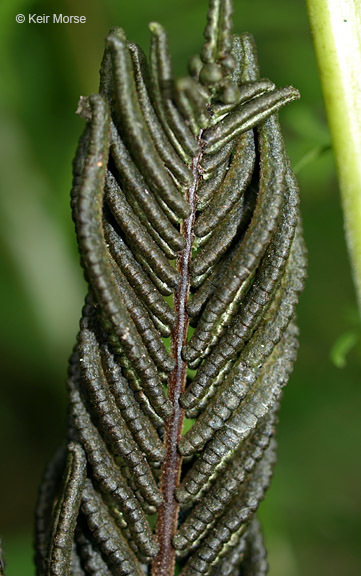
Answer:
xmin=306 ymin=0 xmax=361 ymax=314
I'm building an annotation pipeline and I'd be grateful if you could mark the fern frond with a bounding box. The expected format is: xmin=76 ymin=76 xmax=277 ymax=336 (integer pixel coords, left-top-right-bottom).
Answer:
xmin=74 ymin=520 xmax=113 ymax=575
xmin=35 ymin=446 xmax=67 ymax=574
xmin=177 ymin=440 xmax=276 ymax=576
xmin=238 ymin=516 xmax=268 ymax=575
xmin=184 ymin=115 xmax=292 ymax=368
xmin=173 ymin=417 xmax=275 ymax=554
xmin=177 ymin=323 xmax=298 ymax=506
xmin=35 ymin=1 xmax=306 ymax=575
xmin=46 ymin=443 xmax=87 ymax=576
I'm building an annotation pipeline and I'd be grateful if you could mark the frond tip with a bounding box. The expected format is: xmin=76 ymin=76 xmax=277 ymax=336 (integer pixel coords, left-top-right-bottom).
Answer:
xmin=35 ymin=1 xmax=306 ymax=575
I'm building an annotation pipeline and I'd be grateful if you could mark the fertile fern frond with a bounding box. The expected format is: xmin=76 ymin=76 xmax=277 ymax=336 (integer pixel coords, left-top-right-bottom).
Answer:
xmin=34 ymin=1 xmax=306 ymax=575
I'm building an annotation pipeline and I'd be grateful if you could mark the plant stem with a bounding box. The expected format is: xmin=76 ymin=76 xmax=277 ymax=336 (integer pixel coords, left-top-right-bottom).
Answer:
xmin=152 ymin=142 xmax=203 ymax=576
xmin=306 ymin=0 xmax=361 ymax=314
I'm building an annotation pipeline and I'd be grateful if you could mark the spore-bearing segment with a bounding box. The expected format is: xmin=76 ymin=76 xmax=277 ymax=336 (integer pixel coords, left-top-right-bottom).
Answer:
xmin=34 ymin=1 xmax=305 ymax=576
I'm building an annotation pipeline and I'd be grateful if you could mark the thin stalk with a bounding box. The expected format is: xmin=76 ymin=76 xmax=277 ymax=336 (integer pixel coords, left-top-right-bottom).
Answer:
xmin=306 ymin=0 xmax=361 ymax=314
xmin=152 ymin=139 xmax=203 ymax=576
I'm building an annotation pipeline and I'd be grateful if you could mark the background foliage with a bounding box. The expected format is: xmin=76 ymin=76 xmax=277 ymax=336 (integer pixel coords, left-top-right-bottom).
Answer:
xmin=0 ymin=0 xmax=360 ymax=574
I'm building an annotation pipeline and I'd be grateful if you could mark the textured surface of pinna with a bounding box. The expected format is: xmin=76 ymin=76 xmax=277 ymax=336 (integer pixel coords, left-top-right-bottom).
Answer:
xmin=33 ymin=1 xmax=307 ymax=575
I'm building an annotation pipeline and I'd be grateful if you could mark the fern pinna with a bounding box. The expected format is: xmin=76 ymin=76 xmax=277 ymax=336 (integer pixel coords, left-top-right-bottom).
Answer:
xmin=33 ymin=1 xmax=307 ymax=575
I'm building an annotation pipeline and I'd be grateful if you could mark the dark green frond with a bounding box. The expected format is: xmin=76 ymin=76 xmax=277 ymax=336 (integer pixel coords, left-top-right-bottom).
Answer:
xmin=184 ymin=115 xmax=289 ymax=367
xmin=178 ymin=441 xmax=276 ymax=576
xmin=74 ymin=520 xmax=114 ymax=575
xmin=149 ymin=22 xmax=200 ymax=159
xmin=202 ymin=86 xmax=300 ymax=154
xmin=46 ymin=443 xmax=87 ymax=576
xmin=195 ymin=130 xmax=255 ymax=238
xmin=80 ymin=479 xmax=145 ymax=576
xmin=35 ymin=447 xmax=67 ymax=576
xmin=177 ymin=321 xmax=298 ymax=502
xmin=173 ymin=420 xmax=274 ymax=555
xmin=239 ymin=517 xmax=268 ymax=576
xmin=182 ymin=173 xmax=305 ymax=415
xmin=37 ymin=2 xmax=306 ymax=575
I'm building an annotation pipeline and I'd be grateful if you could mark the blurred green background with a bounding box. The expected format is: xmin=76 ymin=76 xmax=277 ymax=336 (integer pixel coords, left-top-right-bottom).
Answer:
xmin=0 ymin=0 xmax=360 ymax=574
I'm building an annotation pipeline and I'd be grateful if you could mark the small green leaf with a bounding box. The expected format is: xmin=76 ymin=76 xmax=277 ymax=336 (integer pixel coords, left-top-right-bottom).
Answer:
xmin=331 ymin=331 xmax=358 ymax=368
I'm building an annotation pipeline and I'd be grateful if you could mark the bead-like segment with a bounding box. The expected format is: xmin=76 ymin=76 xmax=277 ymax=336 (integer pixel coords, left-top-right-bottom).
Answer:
xmin=195 ymin=130 xmax=255 ymax=237
xmin=107 ymin=30 xmax=190 ymax=219
xmin=81 ymin=480 xmax=144 ymax=576
xmin=174 ymin=77 xmax=210 ymax=133
xmin=46 ymin=442 xmax=87 ymax=576
xmin=211 ymin=79 xmax=275 ymax=119
xmin=203 ymin=86 xmax=300 ymax=154
xmin=67 ymin=353 xmax=161 ymax=558
xmin=75 ymin=520 xmax=113 ymax=576
xmin=196 ymin=158 xmax=230 ymax=212
xmin=128 ymin=42 xmax=193 ymax=187
xmin=182 ymin=165 xmax=304 ymax=412
xmin=105 ymin=170 xmax=179 ymax=290
xmin=202 ymin=0 xmax=234 ymax=66
xmin=177 ymin=323 xmax=297 ymax=504
xmin=208 ymin=533 xmax=246 ymax=576
xmin=109 ymin=257 xmax=174 ymax=374
xmin=174 ymin=419 xmax=273 ymax=554
xmin=77 ymin=307 xmax=163 ymax=507
xmin=103 ymin=221 xmax=175 ymax=332
xmin=108 ymin=120 xmax=185 ymax=254
xmin=240 ymin=516 xmax=269 ymax=575
xmin=191 ymin=193 xmax=250 ymax=279
xmin=100 ymin=343 xmax=165 ymax=460
xmin=149 ymin=22 xmax=200 ymax=159
xmin=74 ymin=97 xmax=172 ymax=421
xmin=35 ymin=447 xmax=66 ymax=576
xmin=184 ymin=115 xmax=287 ymax=366
xmin=179 ymin=441 xmax=276 ymax=575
